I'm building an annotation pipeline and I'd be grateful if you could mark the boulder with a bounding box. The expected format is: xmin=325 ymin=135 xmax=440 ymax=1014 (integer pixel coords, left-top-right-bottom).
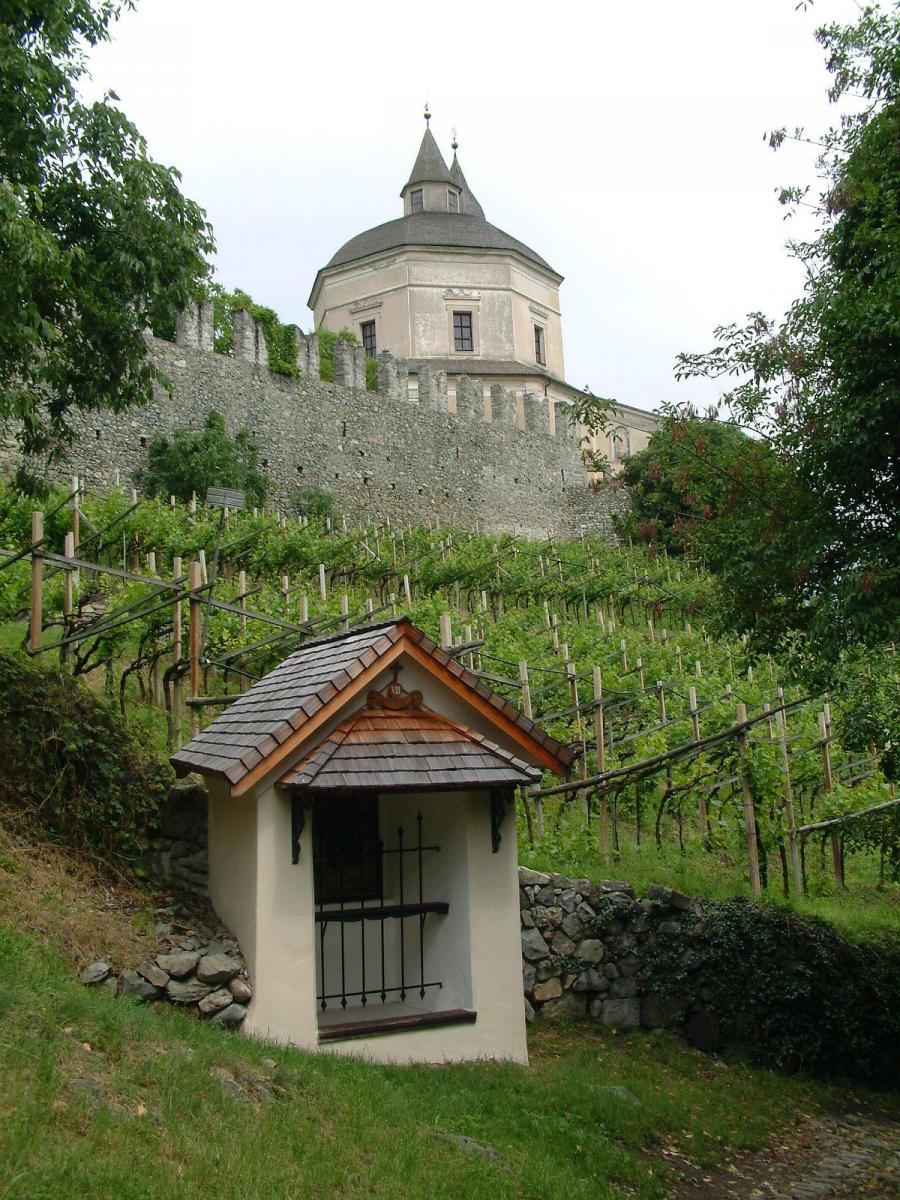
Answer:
xmin=572 ymin=968 xmax=605 ymax=993
xmin=561 ymin=913 xmax=584 ymax=941
xmin=541 ymin=990 xmax=588 ymax=1021
xmin=119 ymin=970 xmax=160 ymax=1002
xmin=196 ymin=954 xmax=241 ymax=985
xmin=210 ymin=1003 xmax=248 ymax=1026
xmin=156 ymin=951 xmax=200 ymax=978
xmin=532 ymin=977 xmax=563 ymax=1003
xmin=79 ymin=961 xmax=111 ymax=986
xmin=575 ymin=939 xmax=605 ymax=964
xmin=521 ymin=928 xmax=550 ymax=961
xmin=198 ymin=988 xmax=234 ymax=1015
xmin=599 ymin=998 xmax=640 ymax=1030
xmin=229 ymin=977 xmax=253 ymax=1004
xmin=137 ymin=961 xmax=170 ymax=989
xmin=550 ymin=931 xmax=576 ymax=956
xmin=517 ymin=867 xmax=550 ymax=887
xmin=610 ymin=977 xmax=638 ymax=999
xmin=165 ymin=977 xmax=212 ymax=1004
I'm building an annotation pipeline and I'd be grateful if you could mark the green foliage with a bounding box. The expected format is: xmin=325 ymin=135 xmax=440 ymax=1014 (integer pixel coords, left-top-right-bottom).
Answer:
xmin=674 ymin=7 xmax=900 ymax=656
xmin=0 ymin=652 xmax=171 ymax=858
xmin=0 ymin=1 xmax=213 ymax=463
xmin=317 ymin=328 xmax=377 ymax=389
xmin=643 ymin=898 xmax=900 ymax=1085
xmin=567 ymin=387 xmax=617 ymax=474
xmin=293 ymin=488 xmax=335 ymax=519
xmin=209 ymin=284 xmax=298 ymax=376
xmin=138 ymin=411 xmax=267 ymax=508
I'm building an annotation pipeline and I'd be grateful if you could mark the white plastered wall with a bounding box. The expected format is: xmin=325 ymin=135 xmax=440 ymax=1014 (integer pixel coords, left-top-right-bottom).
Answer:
xmin=208 ymin=655 xmax=533 ymax=1064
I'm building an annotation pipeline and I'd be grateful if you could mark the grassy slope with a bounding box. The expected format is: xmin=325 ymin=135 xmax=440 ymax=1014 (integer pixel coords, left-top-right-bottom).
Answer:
xmin=0 ymin=821 xmax=896 ymax=1200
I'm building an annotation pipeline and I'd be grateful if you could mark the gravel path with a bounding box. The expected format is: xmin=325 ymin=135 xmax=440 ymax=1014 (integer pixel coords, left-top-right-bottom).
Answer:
xmin=665 ymin=1106 xmax=900 ymax=1199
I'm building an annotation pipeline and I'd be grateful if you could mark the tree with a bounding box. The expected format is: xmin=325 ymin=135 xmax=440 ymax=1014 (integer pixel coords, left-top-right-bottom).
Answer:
xmin=673 ymin=6 xmax=899 ymax=654
xmin=139 ymin=412 xmax=267 ymax=508
xmin=0 ymin=1 xmax=214 ymax=463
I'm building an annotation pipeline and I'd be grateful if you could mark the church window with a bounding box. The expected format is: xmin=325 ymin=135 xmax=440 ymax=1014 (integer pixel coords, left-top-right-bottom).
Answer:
xmin=447 ymin=189 xmax=459 ymax=213
xmin=410 ymin=188 xmax=424 ymax=214
xmin=360 ymin=320 xmax=376 ymax=357
xmin=533 ymin=325 xmax=546 ymax=366
xmin=453 ymin=312 xmax=474 ymax=352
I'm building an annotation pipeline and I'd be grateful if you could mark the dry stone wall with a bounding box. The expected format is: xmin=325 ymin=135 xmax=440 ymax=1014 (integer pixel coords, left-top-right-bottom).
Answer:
xmin=0 ymin=314 xmax=628 ymax=540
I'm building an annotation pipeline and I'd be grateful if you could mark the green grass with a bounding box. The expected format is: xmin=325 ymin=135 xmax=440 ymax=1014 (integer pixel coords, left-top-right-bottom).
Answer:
xmin=0 ymin=920 xmax=889 ymax=1200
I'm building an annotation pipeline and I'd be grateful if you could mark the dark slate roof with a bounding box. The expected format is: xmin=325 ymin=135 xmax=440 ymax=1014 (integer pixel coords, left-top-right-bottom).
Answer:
xmin=279 ymin=704 xmax=541 ymax=792
xmin=449 ymin=153 xmax=485 ymax=218
xmin=323 ymin=212 xmax=557 ymax=275
xmin=171 ymin=618 xmax=573 ymax=786
xmin=404 ymin=127 xmax=454 ymax=189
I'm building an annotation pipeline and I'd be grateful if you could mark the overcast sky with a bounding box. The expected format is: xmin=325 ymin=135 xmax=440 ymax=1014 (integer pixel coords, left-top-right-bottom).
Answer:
xmin=81 ymin=0 xmax=859 ymax=413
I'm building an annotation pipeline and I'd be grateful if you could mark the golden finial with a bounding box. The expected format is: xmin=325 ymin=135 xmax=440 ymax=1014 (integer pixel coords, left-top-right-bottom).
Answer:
xmin=424 ymin=102 xmax=431 ymax=125
xmin=451 ymin=126 xmax=458 ymax=151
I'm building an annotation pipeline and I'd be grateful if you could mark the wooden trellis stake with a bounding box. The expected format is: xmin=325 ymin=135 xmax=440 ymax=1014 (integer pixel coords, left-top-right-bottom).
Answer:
xmin=775 ymin=696 xmax=803 ymax=896
xmin=819 ymin=710 xmax=843 ymax=888
xmin=439 ymin=613 xmax=452 ymax=650
xmin=594 ymin=666 xmax=609 ymax=856
xmin=688 ymin=686 xmax=709 ymax=841
xmin=29 ymin=511 xmax=43 ymax=653
xmin=736 ymin=702 xmax=762 ymax=897
xmin=188 ymin=559 xmax=202 ymax=737
xmin=340 ymin=594 xmax=350 ymax=629
xmin=172 ymin=556 xmax=183 ymax=741
xmin=61 ymin=531 xmax=74 ymax=670
xmin=70 ymin=475 xmax=80 ymax=557
xmin=403 ymin=574 xmax=412 ymax=605
xmin=318 ymin=564 xmax=327 ymax=601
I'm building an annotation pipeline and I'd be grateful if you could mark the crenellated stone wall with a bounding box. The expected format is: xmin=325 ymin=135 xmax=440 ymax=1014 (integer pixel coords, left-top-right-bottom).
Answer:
xmin=0 ymin=310 xmax=629 ymax=541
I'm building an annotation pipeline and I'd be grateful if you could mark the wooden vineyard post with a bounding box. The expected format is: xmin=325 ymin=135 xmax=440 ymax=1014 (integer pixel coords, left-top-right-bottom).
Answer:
xmin=299 ymin=594 xmax=309 ymax=625
xmin=736 ymin=702 xmax=762 ymax=897
xmin=518 ymin=660 xmax=532 ymax=720
xmin=688 ymin=686 xmax=709 ymax=842
xmin=188 ymin=559 xmax=202 ymax=737
xmin=819 ymin=710 xmax=843 ymax=888
xmin=594 ymin=666 xmax=609 ymax=857
xmin=61 ymin=531 xmax=75 ymax=669
xmin=403 ymin=574 xmax=412 ymax=606
xmin=340 ymin=594 xmax=349 ymax=629
xmin=318 ymin=564 xmax=327 ymax=602
xmin=238 ymin=569 xmax=248 ymax=692
xmin=439 ymin=613 xmax=453 ymax=650
xmin=619 ymin=639 xmax=628 ymax=671
xmin=172 ymin=556 xmax=183 ymax=745
xmin=148 ymin=552 xmax=162 ymax=708
xmin=70 ymin=475 xmax=80 ymax=555
xmin=29 ymin=511 xmax=43 ymax=653
xmin=776 ymin=694 xmax=803 ymax=897
xmin=519 ymin=661 xmax=542 ymax=835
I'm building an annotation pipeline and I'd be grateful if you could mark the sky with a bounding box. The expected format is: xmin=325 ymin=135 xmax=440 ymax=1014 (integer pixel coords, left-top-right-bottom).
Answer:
xmin=81 ymin=0 xmax=860 ymax=414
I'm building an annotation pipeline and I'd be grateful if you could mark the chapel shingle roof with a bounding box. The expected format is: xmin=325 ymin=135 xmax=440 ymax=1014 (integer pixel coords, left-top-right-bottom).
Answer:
xmin=171 ymin=618 xmax=573 ymax=787
xmin=279 ymin=703 xmax=541 ymax=792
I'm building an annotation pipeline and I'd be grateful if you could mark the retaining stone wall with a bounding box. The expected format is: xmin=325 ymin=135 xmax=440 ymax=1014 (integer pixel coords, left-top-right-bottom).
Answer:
xmin=0 ymin=325 xmax=628 ymax=541
xmin=518 ymin=866 xmax=717 ymax=1047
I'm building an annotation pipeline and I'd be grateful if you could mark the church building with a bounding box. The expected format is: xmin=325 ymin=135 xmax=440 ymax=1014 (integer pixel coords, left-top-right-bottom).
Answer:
xmin=308 ymin=111 xmax=658 ymax=470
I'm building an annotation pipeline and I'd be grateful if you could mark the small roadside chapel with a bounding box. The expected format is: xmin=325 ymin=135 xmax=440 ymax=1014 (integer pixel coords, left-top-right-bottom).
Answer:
xmin=172 ymin=618 xmax=572 ymax=1064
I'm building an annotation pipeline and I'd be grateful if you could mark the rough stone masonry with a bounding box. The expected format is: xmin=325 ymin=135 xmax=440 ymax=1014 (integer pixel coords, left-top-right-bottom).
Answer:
xmin=0 ymin=312 xmax=628 ymax=542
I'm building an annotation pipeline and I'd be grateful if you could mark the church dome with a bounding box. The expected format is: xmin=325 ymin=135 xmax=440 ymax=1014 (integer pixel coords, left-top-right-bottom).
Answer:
xmin=325 ymin=210 xmax=557 ymax=274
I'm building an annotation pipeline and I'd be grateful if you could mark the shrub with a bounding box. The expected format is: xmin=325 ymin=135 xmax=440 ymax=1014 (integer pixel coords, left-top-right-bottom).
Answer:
xmin=643 ymin=897 xmax=900 ymax=1086
xmin=0 ymin=653 xmax=171 ymax=859
xmin=138 ymin=411 xmax=267 ymax=508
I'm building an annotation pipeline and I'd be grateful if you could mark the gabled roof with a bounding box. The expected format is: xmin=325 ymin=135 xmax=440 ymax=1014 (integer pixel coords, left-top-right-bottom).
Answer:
xmin=171 ymin=618 xmax=573 ymax=794
xmin=279 ymin=695 xmax=541 ymax=793
xmin=404 ymin=127 xmax=454 ymax=190
xmin=449 ymin=152 xmax=485 ymax=219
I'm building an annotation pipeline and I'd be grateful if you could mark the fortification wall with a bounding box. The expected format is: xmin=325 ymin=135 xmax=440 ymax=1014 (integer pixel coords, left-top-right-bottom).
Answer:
xmin=0 ymin=312 xmax=628 ymax=541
